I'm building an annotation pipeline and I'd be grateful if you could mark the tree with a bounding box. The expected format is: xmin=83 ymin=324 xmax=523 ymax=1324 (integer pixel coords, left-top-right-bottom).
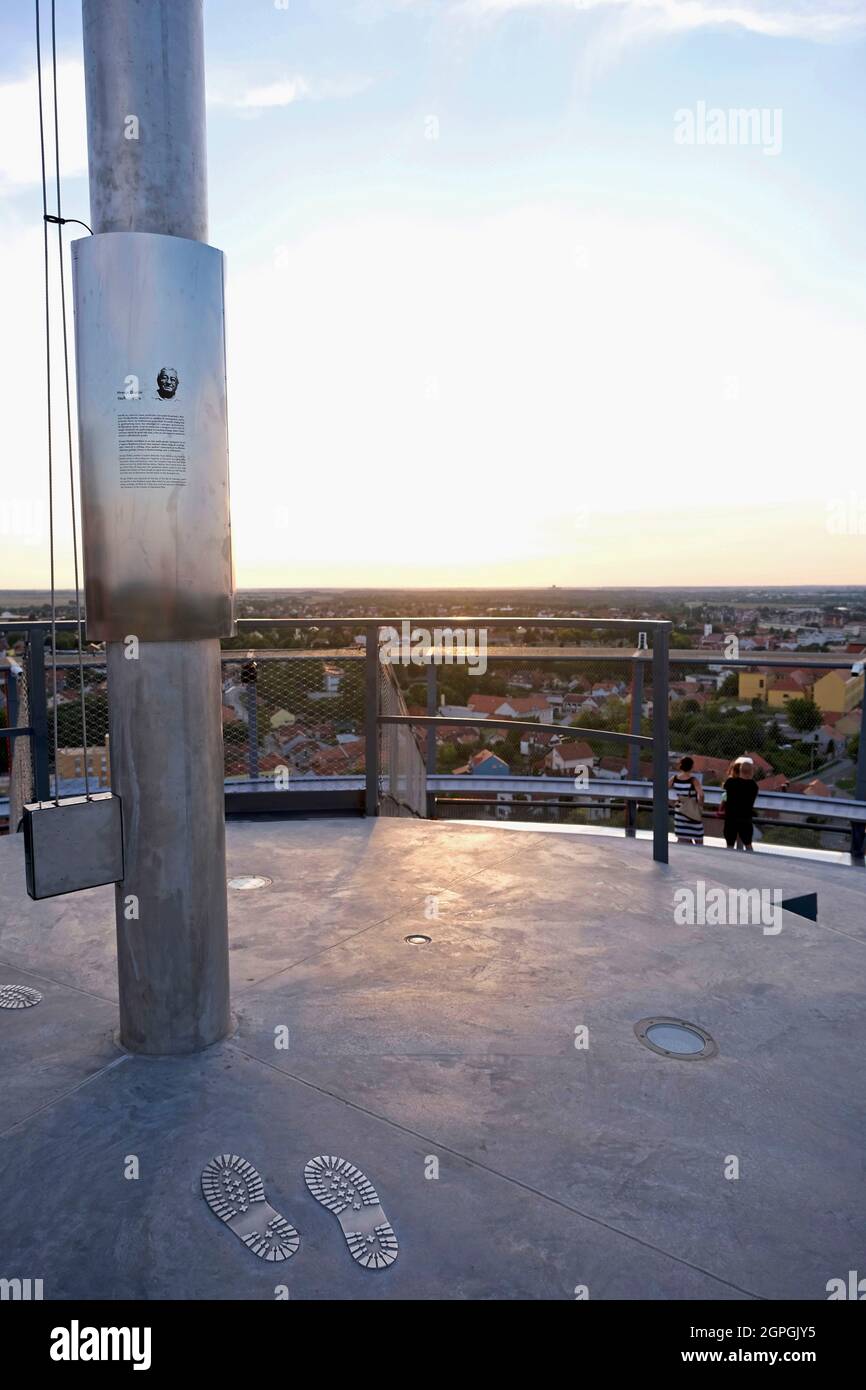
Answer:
xmin=786 ymin=697 xmax=822 ymax=734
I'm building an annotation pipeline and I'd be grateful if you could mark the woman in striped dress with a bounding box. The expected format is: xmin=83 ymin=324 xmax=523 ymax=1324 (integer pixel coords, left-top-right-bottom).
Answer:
xmin=669 ymin=756 xmax=704 ymax=844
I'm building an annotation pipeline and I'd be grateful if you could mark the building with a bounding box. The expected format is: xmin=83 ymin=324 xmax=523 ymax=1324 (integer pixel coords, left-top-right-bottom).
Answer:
xmin=738 ymin=668 xmax=818 ymax=708
xmin=812 ymin=669 xmax=865 ymax=716
xmin=830 ymin=709 xmax=862 ymax=742
xmin=466 ymin=694 xmax=502 ymax=718
xmin=545 ymin=740 xmax=595 ymax=775
xmin=789 ymin=777 xmax=835 ymax=799
xmin=497 ymin=694 xmax=553 ymax=723
xmin=766 ymin=674 xmax=810 ymax=708
xmin=466 ymin=692 xmax=553 ymax=723
xmin=453 ymin=750 xmax=510 ymax=776
xmin=56 ymin=736 xmax=111 ymax=787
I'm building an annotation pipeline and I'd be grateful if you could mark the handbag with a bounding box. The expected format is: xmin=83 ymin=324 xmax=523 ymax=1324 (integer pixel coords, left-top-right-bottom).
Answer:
xmin=677 ymin=795 xmax=702 ymax=823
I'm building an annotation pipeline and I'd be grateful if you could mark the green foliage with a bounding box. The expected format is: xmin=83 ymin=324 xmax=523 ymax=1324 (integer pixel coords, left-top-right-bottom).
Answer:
xmin=669 ymin=704 xmax=768 ymax=761
xmin=437 ymin=739 xmax=478 ymax=771
xmin=785 ymin=697 xmax=822 ymax=733
xmin=765 ymin=744 xmax=812 ymax=779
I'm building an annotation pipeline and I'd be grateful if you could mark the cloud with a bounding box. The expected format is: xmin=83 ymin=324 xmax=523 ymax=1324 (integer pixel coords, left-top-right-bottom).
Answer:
xmin=462 ymin=0 xmax=866 ymax=42
xmin=0 ymin=60 xmax=87 ymax=195
xmin=232 ymin=77 xmax=314 ymax=109
xmin=208 ymin=72 xmax=373 ymax=113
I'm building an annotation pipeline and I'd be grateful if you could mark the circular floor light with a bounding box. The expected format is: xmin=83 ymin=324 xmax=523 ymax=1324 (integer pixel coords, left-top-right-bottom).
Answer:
xmin=634 ymin=1017 xmax=717 ymax=1060
xmin=0 ymin=984 xmax=43 ymax=1009
xmin=405 ymin=934 xmax=432 ymax=945
xmin=228 ymin=875 xmax=273 ymax=891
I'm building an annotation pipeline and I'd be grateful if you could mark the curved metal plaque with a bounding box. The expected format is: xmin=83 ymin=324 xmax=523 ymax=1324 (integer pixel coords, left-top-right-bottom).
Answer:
xmin=71 ymin=232 xmax=234 ymax=641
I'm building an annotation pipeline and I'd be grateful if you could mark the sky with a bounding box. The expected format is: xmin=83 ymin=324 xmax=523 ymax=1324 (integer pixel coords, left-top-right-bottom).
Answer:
xmin=2 ymin=0 xmax=866 ymax=590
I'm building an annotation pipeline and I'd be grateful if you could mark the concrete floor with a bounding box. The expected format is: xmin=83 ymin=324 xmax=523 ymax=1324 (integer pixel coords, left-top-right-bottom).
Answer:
xmin=0 ymin=817 xmax=863 ymax=1300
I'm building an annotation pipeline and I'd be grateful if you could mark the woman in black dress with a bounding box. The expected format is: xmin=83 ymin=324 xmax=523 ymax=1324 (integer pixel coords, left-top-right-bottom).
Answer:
xmin=722 ymin=757 xmax=758 ymax=851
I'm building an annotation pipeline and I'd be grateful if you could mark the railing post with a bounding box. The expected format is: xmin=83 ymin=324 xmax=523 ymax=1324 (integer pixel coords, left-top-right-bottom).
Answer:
xmin=851 ymin=692 xmax=866 ymax=860
xmin=25 ymin=626 xmax=51 ymax=801
xmin=651 ymin=624 xmax=670 ymax=864
xmin=6 ymin=662 xmax=19 ymax=746
xmin=426 ymin=660 xmax=437 ymax=819
xmin=625 ymin=655 xmax=644 ymax=837
xmin=364 ymin=622 xmax=380 ymax=816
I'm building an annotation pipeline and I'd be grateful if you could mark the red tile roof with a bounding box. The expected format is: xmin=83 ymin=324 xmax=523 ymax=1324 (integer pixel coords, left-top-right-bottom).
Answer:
xmin=791 ymin=778 xmax=834 ymax=798
xmin=467 ymin=694 xmax=503 ymax=714
xmin=549 ymin=740 xmax=594 ymax=762
xmin=758 ymin=773 xmax=789 ymax=792
xmin=506 ymin=694 xmax=550 ymax=713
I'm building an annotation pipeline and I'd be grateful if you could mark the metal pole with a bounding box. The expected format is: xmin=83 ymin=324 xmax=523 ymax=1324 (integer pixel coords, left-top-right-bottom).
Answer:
xmin=426 ymin=660 xmax=437 ymax=818
xmin=625 ymin=656 xmax=643 ymax=837
xmin=82 ymin=0 xmax=230 ymax=1053
xmin=26 ymin=627 xmax=51 ymax=801
xmin=244 ymin=664 xmax=259 ymax=781
xmin=651 ymin=625 xmax=670 ymax=864
xmin=851 ymin=692 xmax=866 ymax=861
xmin=6 ymin=666 xmax=18 ymax=751
xmin=364 ymin=623 xmax=380 ymax=815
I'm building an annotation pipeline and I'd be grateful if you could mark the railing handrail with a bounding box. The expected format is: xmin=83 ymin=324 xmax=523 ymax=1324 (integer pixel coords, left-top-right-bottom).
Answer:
xmin=5 ymin=621 xmax=861 ymax=672
xmin=378 ymin=713 xmax=653 ymax=747
xmin=6 ymin=615 xmax=863 ymax=860
xmin=426 ymin=774 xmax=866 ymax=819
xmin=1 ymin=615 xmax=673 ymax=634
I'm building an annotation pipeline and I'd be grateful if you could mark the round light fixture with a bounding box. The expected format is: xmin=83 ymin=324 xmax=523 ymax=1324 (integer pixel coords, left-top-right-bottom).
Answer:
xmin=228 ymin=875 xmax=273 ymax=891
xmin=634 ymin=1017 xmax=717 ymax=1060
xmin=404 ymin=934 xmax=432 ymax=945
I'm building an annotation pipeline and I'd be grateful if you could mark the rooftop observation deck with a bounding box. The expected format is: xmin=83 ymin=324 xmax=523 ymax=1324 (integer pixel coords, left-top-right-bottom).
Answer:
xmin=0 ymin=816 xmax=862 ymax=1300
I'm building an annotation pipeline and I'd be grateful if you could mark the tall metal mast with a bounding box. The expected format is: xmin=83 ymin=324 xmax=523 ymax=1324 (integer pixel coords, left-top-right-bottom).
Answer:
xmin=80 ymin=0 xmax=231 ymax=1053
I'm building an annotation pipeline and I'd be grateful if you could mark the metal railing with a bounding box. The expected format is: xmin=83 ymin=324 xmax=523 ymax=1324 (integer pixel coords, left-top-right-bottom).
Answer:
xmin=3 ymin=617 xmax=865 ymax=863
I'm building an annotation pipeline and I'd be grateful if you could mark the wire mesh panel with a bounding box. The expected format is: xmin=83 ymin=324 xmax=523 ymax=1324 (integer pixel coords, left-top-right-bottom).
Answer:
xmin=45 ymin=654 xmax=111 ymax=795
xmin=220 ymin=650 xmax=366 ymax=789
xmin=19 ymin=626 xmax=857 ymax=852
xmin=378 ymin=661 xmax=426 ymax=818
xmin=424 ymin=628 xmax=648 ymax=828
xmin=7 ymin=662 xmax=33 ymax=831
